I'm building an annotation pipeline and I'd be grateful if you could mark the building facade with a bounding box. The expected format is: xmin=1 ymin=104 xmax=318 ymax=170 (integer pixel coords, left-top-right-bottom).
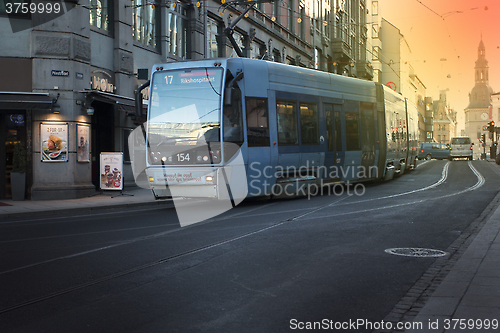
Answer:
xmin=432 ymin=91 xmax=457 ymax=144
xmin=0 ymin=0 xmax=378 ymax=200
xmin=464 ymin=38 xmax=494 ymax=158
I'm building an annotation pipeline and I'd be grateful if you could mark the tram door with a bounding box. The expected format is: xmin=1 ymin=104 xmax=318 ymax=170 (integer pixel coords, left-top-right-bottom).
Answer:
xmin=324 ymin=104 xmax=344 ymax=180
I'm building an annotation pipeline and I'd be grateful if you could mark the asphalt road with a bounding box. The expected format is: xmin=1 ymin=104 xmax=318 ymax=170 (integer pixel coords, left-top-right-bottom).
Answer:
xmin=1 ymin=160 xmax=499 ymax=333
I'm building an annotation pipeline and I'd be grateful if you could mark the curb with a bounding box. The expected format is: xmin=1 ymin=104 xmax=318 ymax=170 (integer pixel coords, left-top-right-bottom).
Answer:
xmin=0 ymin=198 xmax=174 ymax=221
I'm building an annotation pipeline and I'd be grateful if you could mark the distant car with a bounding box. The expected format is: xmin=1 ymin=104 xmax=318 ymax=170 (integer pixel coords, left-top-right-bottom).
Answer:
xmin=449 ymin=137 xmax=473 ymax=160
xmin=418 ymin=142 xmax=450 ymax=160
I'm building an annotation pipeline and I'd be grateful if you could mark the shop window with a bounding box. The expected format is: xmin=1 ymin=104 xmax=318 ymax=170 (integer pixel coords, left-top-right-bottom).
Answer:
xmin=133 ymin=0 xmax=158 ymax=48
xmin=123 ymin=128 xmax=132 ymax=163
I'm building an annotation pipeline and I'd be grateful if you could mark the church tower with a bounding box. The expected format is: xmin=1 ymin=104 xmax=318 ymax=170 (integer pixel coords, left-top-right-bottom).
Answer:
xmin=464 ymin=37 xmax=494 ymax=158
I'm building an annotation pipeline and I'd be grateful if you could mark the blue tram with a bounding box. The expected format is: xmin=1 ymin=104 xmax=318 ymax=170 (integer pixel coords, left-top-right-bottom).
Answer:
xmin=141 ymin=58 xmax=418 ymax=200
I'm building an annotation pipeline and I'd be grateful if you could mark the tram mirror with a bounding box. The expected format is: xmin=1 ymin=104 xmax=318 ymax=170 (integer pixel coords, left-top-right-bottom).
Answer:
xmin=224 ymin=87 xmax=234 ymax=106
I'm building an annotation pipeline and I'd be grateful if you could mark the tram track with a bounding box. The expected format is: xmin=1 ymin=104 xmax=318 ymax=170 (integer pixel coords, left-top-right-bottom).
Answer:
xmin=0 ymin=161 xmax=485 ymax=315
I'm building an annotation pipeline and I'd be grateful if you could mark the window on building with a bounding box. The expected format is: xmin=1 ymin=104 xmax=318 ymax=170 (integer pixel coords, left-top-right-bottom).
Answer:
xmin=250 ymin=42 xmax=263 ymax=59
xmin=324 ymin=7 xmax=330 ymax=38
xmin=273 ymin=0 xmax=280 ymax=24
xmin=277 ymin=100 xmax=298 ymax=145
xmin=273 ymin=49 xmax=281 ymax=63
xmin=288 ymin=0 xmax=294 ymax=34
xmin=169 ymin=3 xmax=188 ymax=58
xmin=133 ymin=0 xmax=158 ymax=48
xmin=90 ymin=0 xmax=111 ymax=32
xmin=372 ymin=1 xmax=378 ymax=15
xmin=207 ymin=16 xmax=221 ymax=58
xmin=299 ymin=4 xmax=305 ymax=39
xmin=315 ymin=0 xmax=320 ymax=29
xmin=229 ymin=31 xmax=245 ymax=58
xmin=372 ymin=46 xmax=379 ymax=60
xmin=372 ymin=23 xmax=378 ymax=39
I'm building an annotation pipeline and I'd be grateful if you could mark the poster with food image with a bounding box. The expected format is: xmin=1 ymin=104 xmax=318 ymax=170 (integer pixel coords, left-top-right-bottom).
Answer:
xmin=41 ymin=123 xmax=68 ymax=162
xmin=77 ymin=124 xmax=90 ymax=162
xmin=100 ymin=152 xmax=123 ymax=190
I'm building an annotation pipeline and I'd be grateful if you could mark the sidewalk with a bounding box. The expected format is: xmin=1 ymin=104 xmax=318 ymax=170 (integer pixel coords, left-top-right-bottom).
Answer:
xmin=0 ymin=186 xmax=166 ymax=220
xmin=403 ymin=194 xmax=500 ymax=332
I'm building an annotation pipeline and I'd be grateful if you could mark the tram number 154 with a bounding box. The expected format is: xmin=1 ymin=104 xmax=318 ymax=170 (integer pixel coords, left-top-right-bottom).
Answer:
xmin=177 ymin=153 xmax=190 ymax=162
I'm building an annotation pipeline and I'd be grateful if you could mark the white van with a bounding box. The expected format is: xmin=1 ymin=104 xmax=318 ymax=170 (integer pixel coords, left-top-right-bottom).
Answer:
xmin=449 ymin=137 xmax=473 ymax=160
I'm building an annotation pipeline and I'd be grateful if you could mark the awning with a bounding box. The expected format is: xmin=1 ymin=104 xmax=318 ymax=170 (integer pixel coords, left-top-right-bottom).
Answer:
xmin=0 ymin=91 xmax=53 ymax=110
xmin=82 ymin=90 xmax=146 ymax=114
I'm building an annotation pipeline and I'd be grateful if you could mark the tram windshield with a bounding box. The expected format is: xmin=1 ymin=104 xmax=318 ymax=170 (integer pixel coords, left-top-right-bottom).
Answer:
xmin=148 ymin=68 xmax=223 ymax=146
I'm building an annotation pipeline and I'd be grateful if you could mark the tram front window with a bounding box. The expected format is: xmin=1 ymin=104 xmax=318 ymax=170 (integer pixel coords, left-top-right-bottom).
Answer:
xmin=148 ymin=68 xmax=224 ymax=147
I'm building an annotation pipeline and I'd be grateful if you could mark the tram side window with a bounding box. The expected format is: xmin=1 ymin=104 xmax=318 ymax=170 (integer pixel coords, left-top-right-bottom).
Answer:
xmin=277 ymin=100 xmax=298 ymax=145
xmin=345 ymin=112 xmax=360 ymax=150
xmin=300 ymin=103 xmax=319 ymax=145
xmin=246 ymin=97 xmax=270 ymax=147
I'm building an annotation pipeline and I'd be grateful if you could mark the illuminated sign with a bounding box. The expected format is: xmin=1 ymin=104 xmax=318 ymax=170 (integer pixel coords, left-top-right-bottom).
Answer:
xmin=91 ymin=67 xmax=115 ymax=93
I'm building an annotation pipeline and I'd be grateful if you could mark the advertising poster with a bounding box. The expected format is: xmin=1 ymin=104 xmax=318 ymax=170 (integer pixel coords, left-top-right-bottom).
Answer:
xmin=77 ymin=124 xmax=90 ymax=162
xmin=100 ymin=152 xmax=123 ymax=190
xmin=41 ymin=123 xmax=68 ymax=162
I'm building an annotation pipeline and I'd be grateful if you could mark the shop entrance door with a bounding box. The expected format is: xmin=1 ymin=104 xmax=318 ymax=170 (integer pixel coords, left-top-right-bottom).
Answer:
xmin=0 ymin=112 xmax=26 ymax=199
xmin=91 ymin=101 xmax=114 ymax=189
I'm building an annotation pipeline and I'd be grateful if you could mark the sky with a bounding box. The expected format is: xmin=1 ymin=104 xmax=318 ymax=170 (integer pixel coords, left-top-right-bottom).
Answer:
xmin=378 ymin=0 xmax=500 ymax=132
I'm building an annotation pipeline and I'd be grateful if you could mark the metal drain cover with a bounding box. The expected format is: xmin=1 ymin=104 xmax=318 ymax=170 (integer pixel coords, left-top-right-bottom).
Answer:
xmin=385 ymin=248 xmax=448 ymax=258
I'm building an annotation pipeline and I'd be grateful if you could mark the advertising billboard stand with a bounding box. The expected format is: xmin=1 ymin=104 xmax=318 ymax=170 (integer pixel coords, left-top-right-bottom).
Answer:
xmin=99 ymin=152 xmax=133 ymax=198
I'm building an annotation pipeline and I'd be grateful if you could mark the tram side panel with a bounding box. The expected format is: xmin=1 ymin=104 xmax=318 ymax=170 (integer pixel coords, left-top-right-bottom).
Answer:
xmin=405 ymin=99 xmax=419 ymax=169
xmin=380 ymin=86 xmax=406 ymax=179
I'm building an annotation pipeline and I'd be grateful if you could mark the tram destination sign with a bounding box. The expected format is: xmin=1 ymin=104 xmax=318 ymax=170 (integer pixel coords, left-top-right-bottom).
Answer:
xmin=158 ymin=69 xmax=220 ymax=86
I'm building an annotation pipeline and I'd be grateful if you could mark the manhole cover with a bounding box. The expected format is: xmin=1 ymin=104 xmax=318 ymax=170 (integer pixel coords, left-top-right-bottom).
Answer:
xmin=385 ymin=248 xmax=448 ymax=258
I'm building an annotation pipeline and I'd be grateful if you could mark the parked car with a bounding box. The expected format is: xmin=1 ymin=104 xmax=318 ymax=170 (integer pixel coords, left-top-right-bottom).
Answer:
xmin=449 ymin=137 xmax=473 ymax=160
xmin=418 ymin=142 xmax=450 ymax=160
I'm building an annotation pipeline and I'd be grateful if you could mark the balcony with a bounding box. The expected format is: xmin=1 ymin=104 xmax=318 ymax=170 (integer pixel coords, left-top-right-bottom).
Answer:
xmin=331 ymin=38 xmax=352 ymax=59
xmin=356 ymin=62 xmax=373 ymax=80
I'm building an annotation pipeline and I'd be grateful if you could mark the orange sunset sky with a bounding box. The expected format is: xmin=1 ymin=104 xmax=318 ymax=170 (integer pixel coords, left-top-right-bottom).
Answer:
xmin=379 ymin=0 xmax=500 ymax=133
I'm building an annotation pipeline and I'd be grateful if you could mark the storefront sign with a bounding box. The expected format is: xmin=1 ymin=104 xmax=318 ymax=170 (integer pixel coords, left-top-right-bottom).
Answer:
xmin=100 ymin=152 xmax=123 ymax=190
xmin=77 ymin=124 xmax=90 ymax=162
xmin=91 ymin=67 xmax=115 ymax=93
xmin=51 ymin=70 xmax=69 ymax=77
xmin=40 ymin=123 xmax=68 ymax=162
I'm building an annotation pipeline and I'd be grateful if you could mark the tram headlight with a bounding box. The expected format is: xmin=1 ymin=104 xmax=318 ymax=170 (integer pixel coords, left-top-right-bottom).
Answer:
xmin=197 ymin=155 xmax=202 ymax=162
xmin=206 ymin=176 xmax=213 ymax=182
xmin=202 ymin=155 xmax=209 ymax=162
